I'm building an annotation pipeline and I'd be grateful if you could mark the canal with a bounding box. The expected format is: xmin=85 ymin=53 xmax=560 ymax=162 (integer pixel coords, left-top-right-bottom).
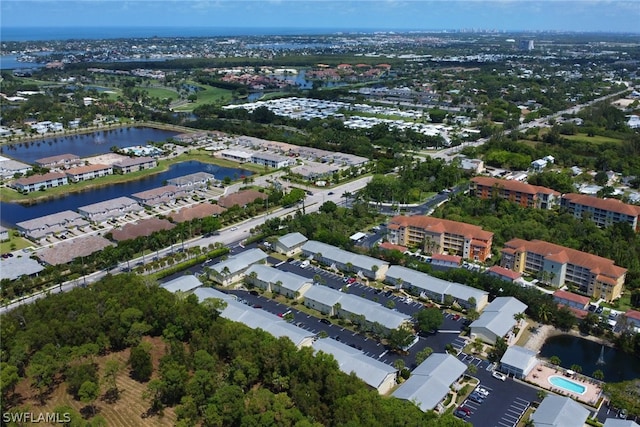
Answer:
xmin=0 ymin=161 xmax=251 ymax=227
xmin=539 ymin=334 xmax=640 ymax=382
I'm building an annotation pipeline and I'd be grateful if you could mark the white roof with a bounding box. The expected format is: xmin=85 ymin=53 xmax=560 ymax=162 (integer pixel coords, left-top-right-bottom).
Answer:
xmin=161 ymin=275 xmax=202 ymax=293
xmin=0 ymin=256 xmax=45 ymax=281
xmin=302 ymin=240 xmax=388 ymax=273
xmin=212 ymin=248 xmax=268 ymax=276
xmin=470 ymin=297 xmax=527 ymax=338
xmin=531 ymin=395 xmax=589 ymax=427
xmin=246 ymin=264 xmax=311 ymax=293
xmin=392 ymin=353 xmax=466 ymax=411
xmin=500 ymin=345 xmax=537 ymax=370
xmin=192 ymin=287 xmax=237 ymax=303
xmin=276 ymin=232 xmax=308 ymax=250
xmin=312 ymin=338 xmax=396 ymax=390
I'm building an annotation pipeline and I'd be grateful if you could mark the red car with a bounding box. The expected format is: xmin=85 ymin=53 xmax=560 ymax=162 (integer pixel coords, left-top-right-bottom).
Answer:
xmin=453 ymin=314 xmax=461 ymax=321
xmin=347 ymin=277 xmax=357 ymax=284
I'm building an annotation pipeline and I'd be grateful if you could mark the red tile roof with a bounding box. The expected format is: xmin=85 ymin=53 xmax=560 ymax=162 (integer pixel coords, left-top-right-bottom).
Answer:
xmin=379 ymin=242 xmax=408 ymax=252
xmin=558 ymin=305 xmax=589 ymax=319
xmin=431 ymin=253 xmax=462 ymax=264
xmin=562 ymin=193 xmax=640 ymax=217
xmin=471 ymin=176 xmax=559 ymax=196
xmin=14 ymin=171 xmax=67 ymax=185
xmin=503 ymin=238 xmax=627 ymax=280
xmin=488 ymin=265 xmax=522 ymax=280
xmin=389 ymin=215 xmax=493 ymax=241
xmin=624 ymin=309 xmax=640 ymax=321
xmin=553 ymin=290 xmax=590 ymax=306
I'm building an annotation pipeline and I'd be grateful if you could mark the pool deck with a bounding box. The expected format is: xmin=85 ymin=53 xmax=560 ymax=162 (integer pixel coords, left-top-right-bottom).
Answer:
xmin=524 ymin=362 xmax=603 ymax=407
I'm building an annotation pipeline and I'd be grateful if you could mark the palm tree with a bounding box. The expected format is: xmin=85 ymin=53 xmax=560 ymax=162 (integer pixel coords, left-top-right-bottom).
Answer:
xmin=466 ymin=364 xmax=478 ymax=375
xmin=592 ymin=369 xmax=604 ymax=381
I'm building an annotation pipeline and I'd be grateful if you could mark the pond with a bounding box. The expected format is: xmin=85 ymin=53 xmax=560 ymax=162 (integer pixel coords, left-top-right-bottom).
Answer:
xmin=0 ymin=127 xmax=180 ymax=164
xmin=539 ymin=334 xmax=640 ymax=382
xmin=0 ymin=161 xmax=251 ymax=228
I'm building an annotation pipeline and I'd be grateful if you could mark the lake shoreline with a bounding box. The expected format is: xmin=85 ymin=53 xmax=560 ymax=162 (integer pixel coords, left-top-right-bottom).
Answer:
xmin=523 ymin=323 xmax=615 ymax=354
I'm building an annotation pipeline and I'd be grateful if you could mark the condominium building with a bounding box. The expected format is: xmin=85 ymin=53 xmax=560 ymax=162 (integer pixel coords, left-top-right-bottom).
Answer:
xmin=500 ymin=238 xmax=627 ymax=301
xmin=560 ymin=193 xmax=640 ymax=232
xmin=12 ymin=171 xmax=68 ymax=193
xmin=470 ymin=176 xmax=560 ymax=209
xmin=65 ymin=164 xmax=112 ymax=182
xmin=387 ymin=215 xmax=493 ymax=262
xmin=34 ymin=153 xmax=81 ymax=169
xmin=112 ymin=156 xmax=157 ymax=174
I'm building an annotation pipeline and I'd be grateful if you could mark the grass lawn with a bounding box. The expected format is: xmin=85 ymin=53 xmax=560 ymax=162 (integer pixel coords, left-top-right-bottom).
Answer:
xmin=0 ymin=233 xmax=33 ymax=253
xmin=601 ymin=293 xmax=633 ymax=312
xmin=172 ymin=83 xmax=233 ymax=111
xmin=143 ymin=86 xmax=179 ymax=100
xmin=563 ymin=133 xmax=623 ymax=145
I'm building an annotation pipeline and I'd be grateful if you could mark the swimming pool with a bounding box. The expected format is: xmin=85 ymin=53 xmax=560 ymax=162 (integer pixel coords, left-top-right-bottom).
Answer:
xmin=548 ymin=375 xmax=587 ymax=395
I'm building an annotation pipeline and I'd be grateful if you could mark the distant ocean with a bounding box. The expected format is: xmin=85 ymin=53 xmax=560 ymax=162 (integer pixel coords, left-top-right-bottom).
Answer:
xmin=1 ymin=26 xmax=382 ymax=42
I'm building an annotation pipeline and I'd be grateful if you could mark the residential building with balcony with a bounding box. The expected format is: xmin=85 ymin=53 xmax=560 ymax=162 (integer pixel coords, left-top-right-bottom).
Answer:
xmin=387 ymin=215 xmax=493 ymax=262
xmin=112 ymin=156 xmax=157 ymax=174
xmin=65 ymin=164 xmax=112 ymax=182
xmin=78 ymin=196 xmax=143 ymax=222
xmin=470 ymin=176 xmax=560 ymax=209
xmin=560 ymin=193 xmax=640 ymax=232
xmin=12 ymin=171 xmax=68 ymax=193
xmin=500 ymin=238 xmax=627 ymax=301
xmin=34 ymin=153 xmax=81 ymax=169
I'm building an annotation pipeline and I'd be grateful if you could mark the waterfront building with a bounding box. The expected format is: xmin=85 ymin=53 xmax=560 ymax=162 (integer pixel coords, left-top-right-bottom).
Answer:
xmin=167 ymin=172 xmax=215 ymax=190
xmin=65 ymin=164 xmax=112 ymax=182
xmin=560 ymin=193 xmax=640 ymax=232
xmin=499 ymin=346 xmax=538 ymax=379
xmin=112 ymin=156 xmax=157 ymax=174
xmin=16 ymin=210 xmax=88 ymax=240
xmin=553 ymin=290 xmax=590 ymax=318
xmin=0 ymin=158 xmax=32 ymax=179
xmin=131 ymin=185 xmax=188 ymax=207
xmin=387 ymin=215 xmax=493 ymax=262
xmin=12 ymin=171 xmax=68 ymax=193
xmin=500 ymin=238 xmax=627 ymax=301
xmin=0 ymin=225 xmax=9 ymax=241
xmin=220 ymin=149 xmax=252 ymax=163
xmin=250 ymin=152 xmax=291 ymax=169
xmin=470 ymin=176 xmax=560 ymax=210
xmin=78 ymin=196 xmax=143 ymax=223
xmin=34 ymin=153 xmax=81 ymax=169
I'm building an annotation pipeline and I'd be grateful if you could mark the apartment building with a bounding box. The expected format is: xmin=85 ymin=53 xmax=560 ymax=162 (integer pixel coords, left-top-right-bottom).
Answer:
xmin=65 ymin=164 xmax=112 ymax=182
xmin=470 ymin=176 xmax=560 ymax=209
xmin=500 ymin=238 xmax=627 ymax=301
xmin=387 ymin=215 xmax=493 ymax=262
xmin=112 ymin=156 xmax=157 ymax=174
xmin=34 ymin=153 xmax=81 ymax=169
xmin=12 ymin=171 xmax=68 ymax=193
xmin=560 ymin=193 xmax=640 ymax=232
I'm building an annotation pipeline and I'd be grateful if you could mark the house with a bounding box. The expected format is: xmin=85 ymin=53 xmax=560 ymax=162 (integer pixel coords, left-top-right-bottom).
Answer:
xmin=303 ymin=285 xmax=411 ymax=334
xmin=131 ymin=185 xmax=188 ymax=207
xmin=208 ymin=248 xmax=268 ymax=286
xmin=387 ymin=215 xmax=493 ymax=262
xmin=621 ymin=310 xmax=640 ymax=333
xmin=561 ymin=193 xmax=640 ymax=232
xmin=553 ymin=290 xmax=590 ymax=317
xmin=312 ymin=338 xmax=397 ymax=394
xmin=431 ymin=253 xmax=462 ymax=268
xmin=470 ymin=176 xmax=560 ymax=210
xmin=500 ymin=238 xmax=627 ymax=302
xmin=470 ymin=297 xmax=528 ymax=344
xmin=245 ymin=264 xmax=312 ymax=299
xmin=218 ymin=190 xmax=268 ymax=209
xmin=16 ymin=210 xmax=88 ymax=240
xmin=34 ymin=153 xmax=81 ymax=169
xmin=78 ymin=196 xmax=143 ymax=222
xmin=300 ymin=240 xmax=389 ymax=281
xmin=112 ymin=156 xmax=157 ymax=174
xmin=530 ymin=395 xmax=589 ymax=427
xmin=65 ymin=164 xmax=112 ymax=182
xmin=487 ymin=265 xmax=522 ymax=283
xmin=499 ymin=346 xmax=538 ymax=379
xmin=161 ymin=275 xmax=202 ymax=294
xmin=385 ymin=265 xmax=488 ymax=311
xmin=12 ymin=171 xmax=68 ymax=193
xmin=167 ymin=172 xmax=216 ymax=190
xmin=273 ymin=232 xmax=308 ymax=256
xmin=392 ymin=353 xmax=467 ymax=412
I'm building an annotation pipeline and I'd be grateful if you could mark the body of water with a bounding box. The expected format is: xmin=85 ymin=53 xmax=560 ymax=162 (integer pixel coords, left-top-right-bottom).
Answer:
xmin=539 ymin=334 xmax=640 ymax=382
xmin=0 ymin=161 xmax=251 ymax=228
xmin=0 ymin=127 xmax=179 ymax=164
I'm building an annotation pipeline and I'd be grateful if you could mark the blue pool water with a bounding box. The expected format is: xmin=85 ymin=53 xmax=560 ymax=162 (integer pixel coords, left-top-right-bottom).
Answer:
xmin=548 ymin=375 xmax=586 ymax=394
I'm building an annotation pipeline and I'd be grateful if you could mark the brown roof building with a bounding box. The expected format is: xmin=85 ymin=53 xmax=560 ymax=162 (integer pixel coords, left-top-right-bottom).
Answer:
xmin=560 ymin=193 xmax=640 ymax=232
xmin=12 ymin=171 xmax=68 ymax=193
xmin=169 ymin=203 xmax=226 ymax=223
xmin=218 ymin=190 xmax=268 ymax=209
xmin=470 ymin=176 xmax=560 ymax=210
xmin=65 ymin=164 xmax=112 ymax=182
xmin=500 ymin=238 xmax=627 ymax=302
xmin=111 ymin=218 xmax=175 ymax=242
xmin=387 ymin=215 xmax=493 ymax=262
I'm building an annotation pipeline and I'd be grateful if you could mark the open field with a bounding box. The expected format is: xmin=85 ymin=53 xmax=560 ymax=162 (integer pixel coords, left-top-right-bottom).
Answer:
xmin=143 ymin=87 xmax=179 ymax=100
xmin=10 ymin=336 xmax=176 ymax=427
xmin=562 ymin=133 xmax=623 ymax=145
xmin=172 ymin=83 xmax=233 ymax=111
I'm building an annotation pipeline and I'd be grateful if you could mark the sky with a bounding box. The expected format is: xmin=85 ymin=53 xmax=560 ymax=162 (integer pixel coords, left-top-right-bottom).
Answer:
xmin=1 ymin=0 xmax=639 ymax=34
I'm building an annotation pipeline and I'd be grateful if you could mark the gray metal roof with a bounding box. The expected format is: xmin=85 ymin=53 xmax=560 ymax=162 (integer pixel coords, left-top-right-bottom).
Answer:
xmin=303 ymin=284 xmax=409 ymax=330
xmin=212 ymin=248 xmax=268 ymax=276
xmin=392 ymin=353 xmax=466 ymax=411
xmin=78 ymin=196 xmax=141 ymax=214
xmin=161 ymin=275 xmax=202 ymax=293
xmin=276 ymin=232 xmax=308 ymax=250
xmin=0 ymin=255 xmax=45 ymax=281
xmin=500 ymin=345 xmax=537 ymax=371
xmin=192 ymin=287 xmax=237 ymax=303
xmin=16 ymin=210 xmax=87 ymax=232
xmin=245 ymin=264 xmax=311 ymax=293
xmin=386 ymin=265 xmax=488 ymax=302
xmin=312 ymin=338 xmax=396 ymax=390
xmin=603 ymin=419 xmax=640 ymax=427
xmin=470 ymin=297 xmax=527 ymax=338
xmin=531 ymin=395 xmax=589 ymax=427
xmin=301 ymin=240 xmax=388 ymax=272
xmin=167 ymin=172 xmax=215 ymax=186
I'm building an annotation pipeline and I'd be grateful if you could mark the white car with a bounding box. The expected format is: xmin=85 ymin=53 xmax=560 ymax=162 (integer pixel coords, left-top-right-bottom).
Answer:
xmin=475 ymin=386 xmax=490 ymax=397
xmin=492 ymin=371 xmax=507 ymax=381
xmin=230 ymin=226 xmax=238 ymax=231
xmin=300 ymin=260 xmax=310 ymax=268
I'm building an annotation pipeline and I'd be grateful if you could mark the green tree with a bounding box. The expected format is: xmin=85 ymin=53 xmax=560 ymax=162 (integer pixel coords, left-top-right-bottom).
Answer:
xmin=78 ymin=380 xmax=100 ymax=416
xmin=415 ymin=347 xmax=434 ymax=365
xmin=387 ymin=326 xmax=415 ymax=353
xmin=0 ymin=363 xmax=20 ymax=402
xmin=129 ymin=344 xmax=153 ymax=382
xmin=466 ymin=364 xmax=478 ymax=375
xmin=550 ymin=355 xmax=561 ymax=366
xmin=413 ymin=307 xmax=444 ymax=333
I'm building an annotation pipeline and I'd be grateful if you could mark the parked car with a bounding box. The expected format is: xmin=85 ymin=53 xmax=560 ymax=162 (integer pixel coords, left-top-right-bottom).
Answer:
xmin=454 ymin=409 xmax=468 ymax=418
xmin=230 ymin=226 xmax=238 ymax=231
xmin=347 ymin=277 xmax=357 ymax=284
xmin=300 ymin=260 xmax=310 ymax=268
xmin=596 ymin=306 xmax=604 ymax=314
xmin=492 ymin=371 xmax=507 ymax=381
xmin=468 ymin=393 xmax=484 ymax=404
xmin=619 ymin=409 xmax=628 ymax=419
xmin=588 ymin=304 xmax=597 ymax=312
xmin=453 ymin=314 xmax=461 ymax=321
xmin=320 ymin=318 xmax=331 ymax=325
xmin=475 ymin=386 xmax=490 ymax=397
